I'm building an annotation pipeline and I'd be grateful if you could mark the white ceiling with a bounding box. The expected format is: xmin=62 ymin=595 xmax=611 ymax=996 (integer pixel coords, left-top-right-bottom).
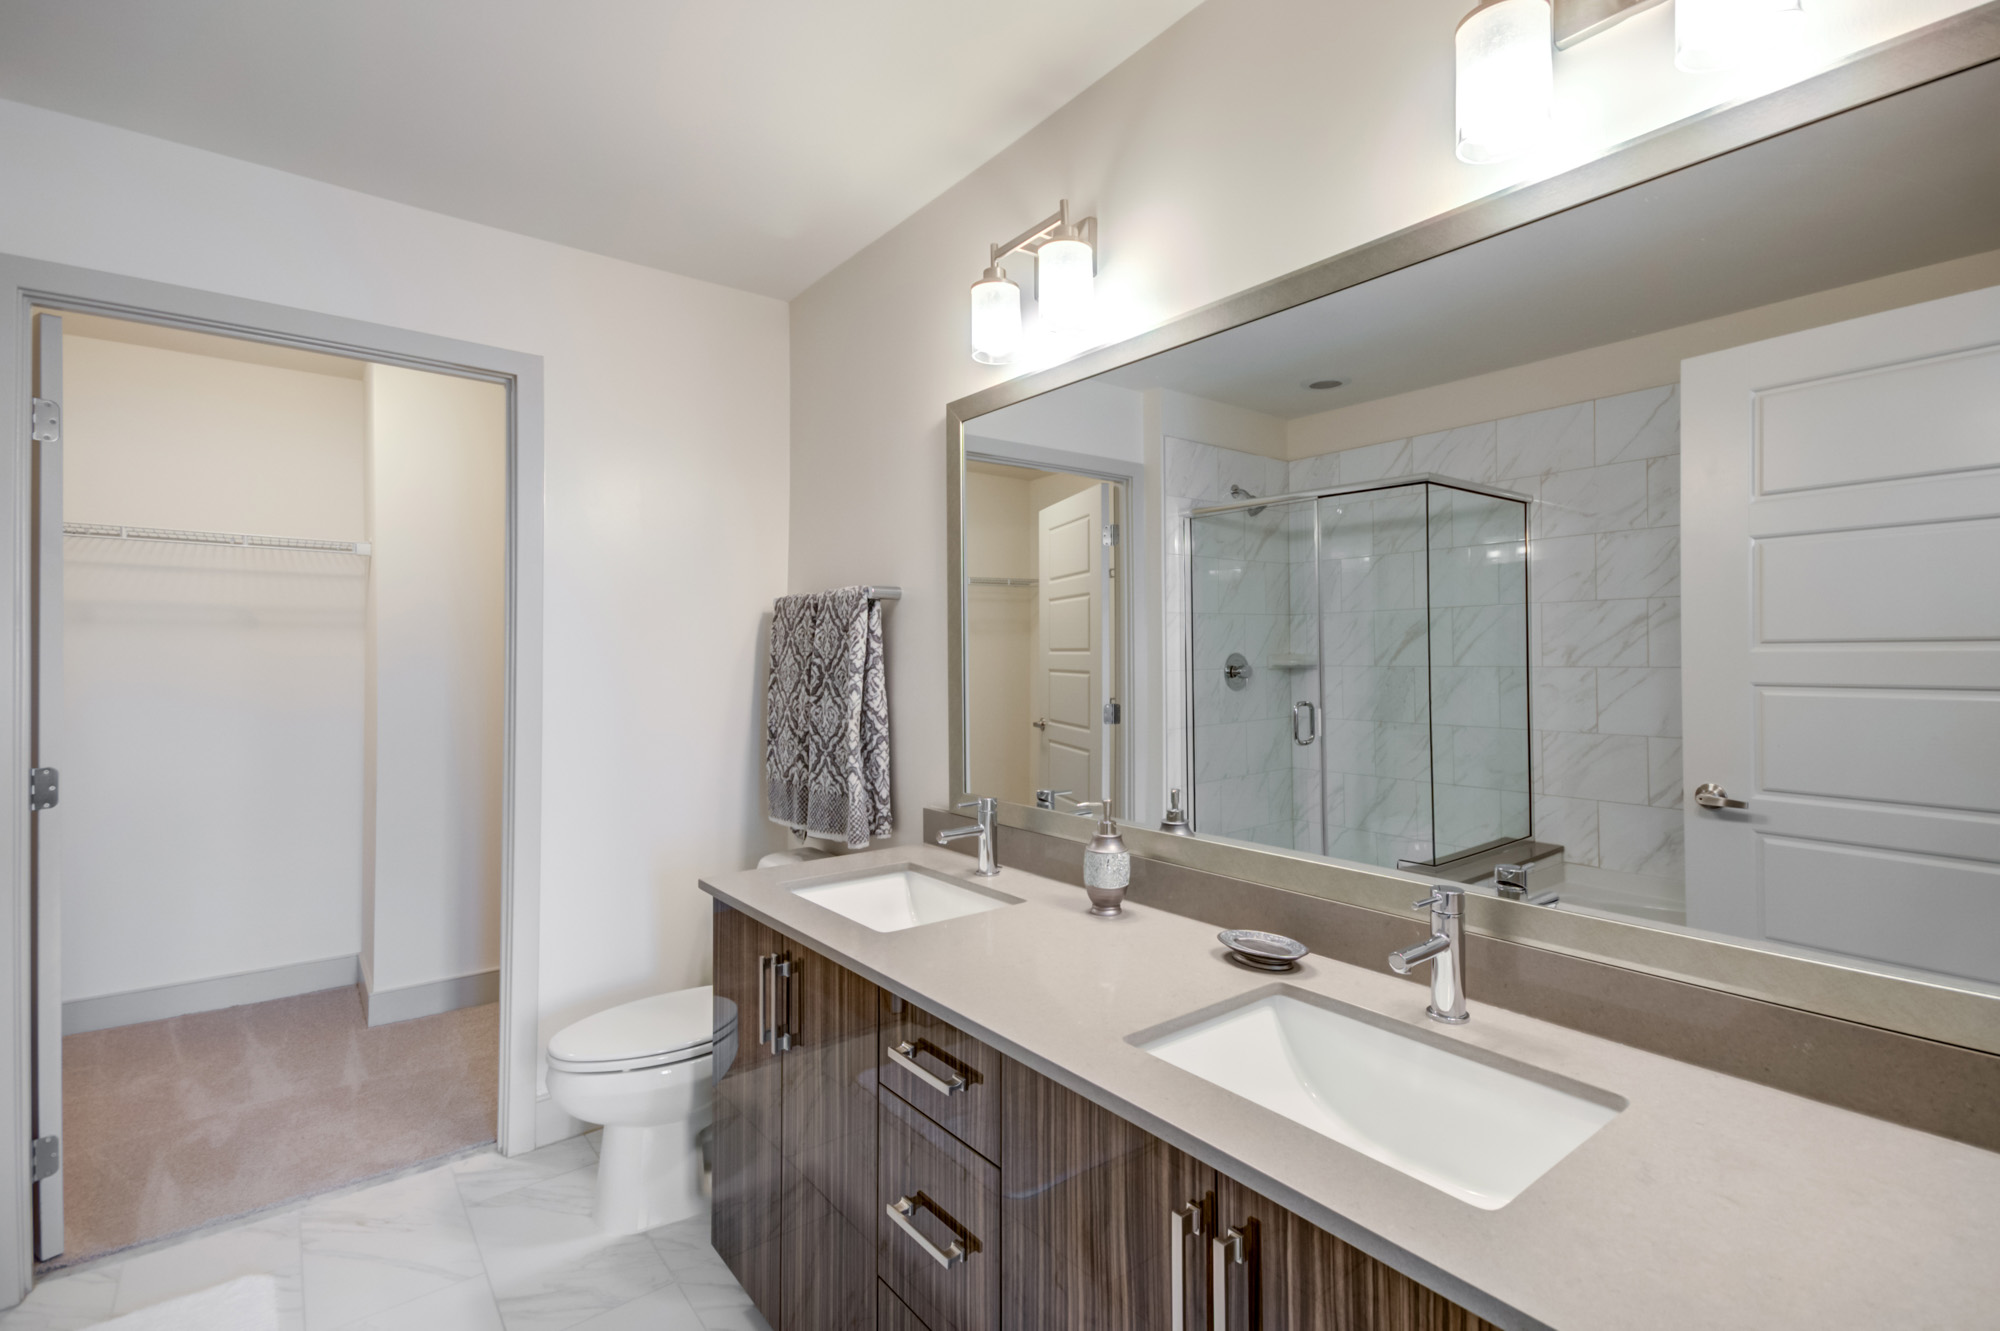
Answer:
xmin=0 ymin=0 xmax=1204 ymax=299
xmin=1090 ymin=57 xmax=2000 ymax=419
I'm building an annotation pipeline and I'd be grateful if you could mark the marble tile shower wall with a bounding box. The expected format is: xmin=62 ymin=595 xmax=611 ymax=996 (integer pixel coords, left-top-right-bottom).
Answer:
xmin=1286 ymin=385 xmax=1684 ymax=882
xmin=1163 ymin=441 xmax=1293 ymax=841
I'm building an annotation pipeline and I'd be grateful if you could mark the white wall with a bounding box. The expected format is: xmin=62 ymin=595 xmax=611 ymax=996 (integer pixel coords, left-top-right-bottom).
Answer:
xmin=962 ymin=467 xmax=1035 ymax=802
xmin=0 ymin=96 xmax=789 ymax=1141
xmin=362 ymin=365 xmax=507 ymax=1006
xmin=61 ymin=330 xmax=368 ymax=1000
xmin=789 ymin=0 xmax=1983 ymax=832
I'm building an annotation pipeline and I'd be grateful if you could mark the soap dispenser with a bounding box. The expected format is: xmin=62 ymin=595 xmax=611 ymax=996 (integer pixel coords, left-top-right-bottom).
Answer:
xmin=1080 ymin=804 xmax=1131 ymax=917
xmin=1159 ymin=788 xmax=1194 ymax=836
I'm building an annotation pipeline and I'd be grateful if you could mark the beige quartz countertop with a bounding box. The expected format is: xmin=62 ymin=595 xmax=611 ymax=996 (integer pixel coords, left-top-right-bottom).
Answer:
xmin=700 ymin=845 xmax=2000 ymax=1331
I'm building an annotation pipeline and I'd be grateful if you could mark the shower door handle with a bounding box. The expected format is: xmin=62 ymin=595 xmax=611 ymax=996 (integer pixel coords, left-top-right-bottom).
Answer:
xmin=1292 ymin=701 xmax=1317 ymax=746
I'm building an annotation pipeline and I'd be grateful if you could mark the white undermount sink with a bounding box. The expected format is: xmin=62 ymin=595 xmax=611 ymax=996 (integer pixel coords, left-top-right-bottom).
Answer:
xmin=1138 ymin=993 xmax=1623 ymax=1209
xmin=791 ymin=867 xmax=1020 ymax=933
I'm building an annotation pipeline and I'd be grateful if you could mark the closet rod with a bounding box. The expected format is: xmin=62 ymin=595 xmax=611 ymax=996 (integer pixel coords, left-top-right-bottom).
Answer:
xmin=968 ymin=576 xmax=1037 ymax=588
xmin=65 ymin=521 xmax=371 ymax=556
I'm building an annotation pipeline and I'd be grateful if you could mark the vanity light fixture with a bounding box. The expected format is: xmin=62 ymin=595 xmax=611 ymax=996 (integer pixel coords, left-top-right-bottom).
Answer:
xmin=1675 ymin=0 xmax=1806 ymax=72
xmin=1454 ymin=0 xmax=1555 ymax=164
xmin=969 ymin=199 xmax=1097 ymax=363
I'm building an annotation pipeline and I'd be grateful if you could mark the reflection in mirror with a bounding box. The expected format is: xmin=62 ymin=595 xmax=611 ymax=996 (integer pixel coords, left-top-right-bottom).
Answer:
xmin=963 ymin=459 xmax=1124 ymax=816
xmin=1184 ymin=480 xmax=1531 ymax=873
xmin=952 ymin=55 xmax=2000 ymax=1002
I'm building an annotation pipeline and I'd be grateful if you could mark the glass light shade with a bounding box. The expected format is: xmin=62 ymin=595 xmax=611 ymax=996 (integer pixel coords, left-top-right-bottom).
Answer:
xmin=1676 ymin=0 xmax=1806 ymax=73
xmin=1455 ymin=0 xmax=1554 ymax=165
xmin=1036 ymin=236 xmax=1094 ymax=334
xmin=969 ymin=273 xmax=1022 ymax=364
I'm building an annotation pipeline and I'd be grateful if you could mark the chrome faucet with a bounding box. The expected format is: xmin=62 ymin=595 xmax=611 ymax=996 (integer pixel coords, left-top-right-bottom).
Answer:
xmin=937 ymin=796 xmax=1000 ymax=876
xmin=1387 ymin=886 xmax=1468 ymax=1024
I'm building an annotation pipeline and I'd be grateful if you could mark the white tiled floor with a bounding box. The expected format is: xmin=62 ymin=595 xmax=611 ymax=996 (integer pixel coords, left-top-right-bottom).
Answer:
xmin=0 ymin=1136 xmax=771 ymax=1331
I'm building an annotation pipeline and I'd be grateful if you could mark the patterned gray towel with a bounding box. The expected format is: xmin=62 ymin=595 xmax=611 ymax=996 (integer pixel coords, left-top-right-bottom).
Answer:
xmin=765 ymin=587 xmax=891 ymax=848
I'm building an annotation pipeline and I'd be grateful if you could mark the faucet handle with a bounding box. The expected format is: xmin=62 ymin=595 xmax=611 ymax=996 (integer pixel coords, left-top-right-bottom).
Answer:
xmin=956 ymin=796 xmax=995 ymax=814
xmin=1410 ymin=885 xmax=1463 ymax=913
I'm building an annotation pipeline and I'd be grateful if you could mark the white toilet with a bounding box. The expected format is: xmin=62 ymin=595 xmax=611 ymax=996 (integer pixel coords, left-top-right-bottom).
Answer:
xmin=547 ymin=986 xmax=737 ymax=1235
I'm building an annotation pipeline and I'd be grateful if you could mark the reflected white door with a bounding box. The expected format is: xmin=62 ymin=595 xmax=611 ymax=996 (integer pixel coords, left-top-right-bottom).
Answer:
xmin=1682 ymin=283 xmax=2000 ymax=985
xmin=1036 ymin=484 xmax=1110 ymax=806
xmin=30 ymin=312 xmax=64 ymax=1259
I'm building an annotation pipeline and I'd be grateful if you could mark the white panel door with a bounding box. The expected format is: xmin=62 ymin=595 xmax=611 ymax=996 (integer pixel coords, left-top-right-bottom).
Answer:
xmin=30 ymin=313 xmax=64 ymax=1259
xmin=1037 ymin=485 xmax=1109 ymax=806
xmin=1682 ymin=283 xmax=2000 ymax=985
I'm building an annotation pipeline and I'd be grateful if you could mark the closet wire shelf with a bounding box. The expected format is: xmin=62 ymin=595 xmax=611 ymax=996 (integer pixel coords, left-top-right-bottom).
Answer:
xmin=64 ymin=522 xmax=371 ymax=556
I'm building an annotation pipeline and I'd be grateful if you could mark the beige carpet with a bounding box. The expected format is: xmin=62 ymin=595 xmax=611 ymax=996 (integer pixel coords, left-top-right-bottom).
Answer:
xmin=61 ymin=986 xmax=496 ymax=1263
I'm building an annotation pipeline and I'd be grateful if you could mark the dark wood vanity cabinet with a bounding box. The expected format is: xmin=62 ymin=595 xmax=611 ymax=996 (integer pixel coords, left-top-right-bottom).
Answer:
xmin=713 ymin=903 xmax=880 ymax=1331
xmin=714 ymin=905 xmax=1494 ymax=1331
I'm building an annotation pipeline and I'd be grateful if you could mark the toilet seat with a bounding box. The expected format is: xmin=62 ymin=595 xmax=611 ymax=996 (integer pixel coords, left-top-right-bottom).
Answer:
xmin=548 ymin=986 xmax=733 ymax=1075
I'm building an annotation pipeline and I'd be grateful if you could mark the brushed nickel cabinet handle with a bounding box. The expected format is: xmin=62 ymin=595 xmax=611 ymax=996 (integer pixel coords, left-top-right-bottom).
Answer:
xmin=887 ymin=1040 xmax=966 ymax=1096
xmin=756 ymin=953 xmax=772 ymax=1052
xmin=887 ymin=1195 xmax=967 ymax=1270
xmin=1210 ymin=1225 xmax=1244 ymax=1331
xmin=772 ymin=957 xmax=793 ymax=1053
xmin=1170 ymin=1200 xmax=1202 ymax=1331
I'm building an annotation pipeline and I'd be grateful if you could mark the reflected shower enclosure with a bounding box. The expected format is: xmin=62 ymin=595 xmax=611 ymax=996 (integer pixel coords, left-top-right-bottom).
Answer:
xmin=1184 ymin=478 xmax=1531 ymax=869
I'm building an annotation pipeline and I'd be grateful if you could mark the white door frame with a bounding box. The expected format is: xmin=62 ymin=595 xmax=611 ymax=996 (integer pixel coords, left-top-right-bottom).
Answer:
xmin=0 ymin=254 xmax=545 ymax=1300
xmin=961 ymin=440 xmax=1143 ymax=820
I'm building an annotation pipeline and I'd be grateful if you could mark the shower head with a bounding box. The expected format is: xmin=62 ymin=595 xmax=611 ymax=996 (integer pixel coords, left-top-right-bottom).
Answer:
xmin=1229 ymin=484 xmax=1267 ymax=516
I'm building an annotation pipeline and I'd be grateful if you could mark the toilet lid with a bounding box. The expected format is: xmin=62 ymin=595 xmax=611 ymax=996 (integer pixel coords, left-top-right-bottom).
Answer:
xmin=548 ymin=987 xmax=731 ymax=1074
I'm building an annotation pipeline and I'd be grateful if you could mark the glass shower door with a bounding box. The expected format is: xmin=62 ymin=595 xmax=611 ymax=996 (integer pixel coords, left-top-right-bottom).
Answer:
xmin=1186 ymin=496 xmax=1322 ymax=853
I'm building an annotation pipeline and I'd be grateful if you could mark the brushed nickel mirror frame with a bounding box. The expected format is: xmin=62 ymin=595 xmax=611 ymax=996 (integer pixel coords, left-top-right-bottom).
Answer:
xmin=945 ymin=4 xmax=2000 ymax=1056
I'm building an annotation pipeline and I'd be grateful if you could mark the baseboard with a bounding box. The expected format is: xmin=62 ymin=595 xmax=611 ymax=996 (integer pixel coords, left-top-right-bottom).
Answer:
xmin=363 ymin=968 xmax=500 ymax=1027
xmin=63 ymin=955 xmax=362 ymax=1035
xmin=535 ymin=1092 xmax=590 ymax=1147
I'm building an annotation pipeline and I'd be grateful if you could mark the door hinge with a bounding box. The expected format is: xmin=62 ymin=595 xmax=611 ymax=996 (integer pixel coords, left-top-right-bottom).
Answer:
xmin=1103 ymin=699 xmax=1121 ymax=725
xmin=30 ymin=398 xmax=60 ymax=445
xmin=29 ymin=1135 xmax=57 ymax=1182
xmin=29 ymin=768 xmax=57 ymax=811
xmin=1102 ymin=523 xmax=1119 ymax=547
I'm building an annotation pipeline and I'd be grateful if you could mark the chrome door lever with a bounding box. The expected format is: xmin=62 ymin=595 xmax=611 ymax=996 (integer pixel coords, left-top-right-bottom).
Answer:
xmin=1694 ymin=782 xmax=1747 ymax=810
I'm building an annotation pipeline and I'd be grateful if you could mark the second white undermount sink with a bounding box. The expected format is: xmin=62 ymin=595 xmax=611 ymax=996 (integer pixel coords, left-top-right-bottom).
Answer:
xmin=791 ymin=866 xmax=1019 ymax=933
xmin=1138 ymin=992 xmax=1623 ymax=1209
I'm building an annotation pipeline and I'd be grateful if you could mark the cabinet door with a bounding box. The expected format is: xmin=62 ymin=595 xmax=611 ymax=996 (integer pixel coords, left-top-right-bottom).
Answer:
xmin=1000 ymin=1058 xmax=1214 ymax=1331
xmin=782 ymin=943 xmax=881 ymax=1330
xmin=1213 ymin=1176 xmax=1498 ymax=1331
xmin=713 ymin=903 xmax=787 ymax=1323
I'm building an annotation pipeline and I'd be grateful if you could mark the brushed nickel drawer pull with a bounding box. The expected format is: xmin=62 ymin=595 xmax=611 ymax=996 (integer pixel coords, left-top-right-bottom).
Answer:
xmin=887 ymin=1195 xmax=967 ymax=1270
xmin=887 ymin=1040 xmax=967 ymax=1096
xmin=757 ymin=954 xmax=773 ymax=1052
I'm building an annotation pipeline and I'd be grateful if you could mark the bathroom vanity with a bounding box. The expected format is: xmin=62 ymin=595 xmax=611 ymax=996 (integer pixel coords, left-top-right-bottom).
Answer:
xmin=703 ymin=845 xmax=2000 ymax=1331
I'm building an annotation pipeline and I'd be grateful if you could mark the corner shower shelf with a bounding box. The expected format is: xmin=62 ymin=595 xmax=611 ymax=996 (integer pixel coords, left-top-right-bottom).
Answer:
xmin=1269 ymin=653 xmax=1317 ymax=669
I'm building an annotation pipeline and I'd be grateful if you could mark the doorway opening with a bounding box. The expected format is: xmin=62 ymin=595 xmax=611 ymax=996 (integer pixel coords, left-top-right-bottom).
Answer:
xmin=36 ymin=310 xmax=508 ymax=1264
xmin=961 ymin=458 xmax=1127 ymax=818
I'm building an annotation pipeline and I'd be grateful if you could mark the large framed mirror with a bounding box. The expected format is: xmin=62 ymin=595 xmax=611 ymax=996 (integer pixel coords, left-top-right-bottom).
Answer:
xmin=947 ymin=19 xmax=2000 ymax=1053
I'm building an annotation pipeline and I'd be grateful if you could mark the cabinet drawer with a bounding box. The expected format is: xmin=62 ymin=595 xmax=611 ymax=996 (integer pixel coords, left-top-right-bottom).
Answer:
xmin=881 ymin=995 xmax=1002 ymax=1163
xmin=879 ymin=1086 xmax=1000 ymax=1331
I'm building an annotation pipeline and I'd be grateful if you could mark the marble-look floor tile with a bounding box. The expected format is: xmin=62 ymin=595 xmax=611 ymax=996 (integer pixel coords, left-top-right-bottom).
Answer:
xmin=567 ymin=1285 xmax=704 ymax=1331
xmin=302 ymin=1165 xmax=484 ymax=1330
xmin=341 ymin=1275 xmax=503 ymax=1331
xmin=0 ymin=1269 xmax=119 ymax=1330
xmin=452 ymin=1140 xmax=597 ymax=1207
xmin=467 ymin=1171 xmax=674 ymax=1331
xmin=112 ymin=1209 xmax=302 ymax=1325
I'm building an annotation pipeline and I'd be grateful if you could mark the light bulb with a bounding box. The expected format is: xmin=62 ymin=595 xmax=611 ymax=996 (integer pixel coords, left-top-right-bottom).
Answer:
xmin=969 ymin=268 xmax=1021 ymax=365
xmin=1036 ymin=235 xmax=1094 ymax=334
xmin=1676 ymin=0 xmax=1805 ymax=73
xmin=1455 ymin=0 xmax=1554 ymax=166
